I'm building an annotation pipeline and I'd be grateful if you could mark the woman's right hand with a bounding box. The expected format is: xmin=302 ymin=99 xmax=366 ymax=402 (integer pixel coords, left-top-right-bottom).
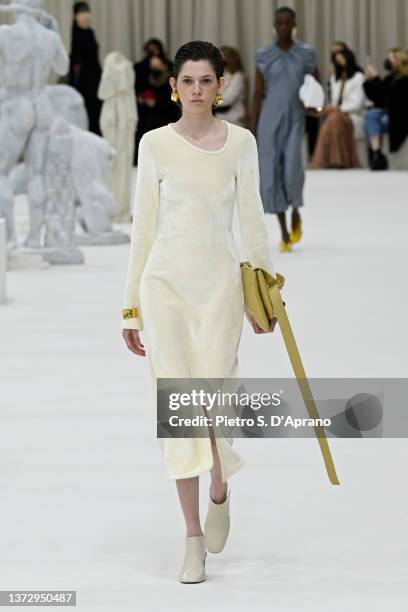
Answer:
xmin=365 ymin=63 xmax=378 ymax=79
xmin=122 ymin=329 xmax=146 ymax=356
xmin=250 ymin=316 xmax=277 ymax=334
xmin=245 ymin=309 xmax=277 ymax=334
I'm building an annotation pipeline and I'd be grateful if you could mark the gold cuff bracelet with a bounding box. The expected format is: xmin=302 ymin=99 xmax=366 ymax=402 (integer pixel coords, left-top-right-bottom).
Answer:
xmin=122 ymin=307 xmax=139 ymax=319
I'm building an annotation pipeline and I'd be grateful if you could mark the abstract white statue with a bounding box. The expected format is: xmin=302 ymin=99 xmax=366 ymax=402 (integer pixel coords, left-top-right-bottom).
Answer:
xmin=68 ymin=122 xmax=118 ymax=239
xmin=8 ymin=84 xmax=88 ymax=201
xmin=44 ymin=118 xmax=128 ymax=248
xmin=41 ymin=117 xmax=83 ymax=264
xmin=0 ymin=0 xmax=69 ymax=248
xmin=98 ymin=51 xmax=137 ymax=223
xmin=46 ymin=84 xmax=89 ymax=131
xmin=0 ymin=219 xmax=6 ymax=303
xmin=1 ymin=1 xmax=128 ymax=264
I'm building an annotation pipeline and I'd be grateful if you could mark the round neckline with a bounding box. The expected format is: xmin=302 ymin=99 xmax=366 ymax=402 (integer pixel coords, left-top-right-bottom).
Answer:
xmin=167 ymin=119 xmax=230 ymax=154
xmin=275 ymin=39 xmax=297 ymax=54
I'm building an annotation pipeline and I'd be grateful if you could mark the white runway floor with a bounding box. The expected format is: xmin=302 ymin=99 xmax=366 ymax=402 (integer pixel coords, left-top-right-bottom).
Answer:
xmin=1 ymin=169 xmax=408 ymax=611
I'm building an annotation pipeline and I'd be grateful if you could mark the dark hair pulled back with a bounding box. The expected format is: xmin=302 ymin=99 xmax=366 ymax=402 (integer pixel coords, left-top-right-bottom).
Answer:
xmin=172 ymin=40 xmax=224 ymax=80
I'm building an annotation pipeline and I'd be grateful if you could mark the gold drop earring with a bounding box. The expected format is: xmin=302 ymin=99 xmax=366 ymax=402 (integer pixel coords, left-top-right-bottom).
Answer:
xmin=214 ymin=91 xmax=224 ymax=105
xmin=170 ymin=89 xmax=180 ymax=103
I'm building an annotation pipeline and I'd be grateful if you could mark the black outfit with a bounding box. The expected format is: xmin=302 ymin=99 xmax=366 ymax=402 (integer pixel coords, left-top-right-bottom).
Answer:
xmin=305 ymin=115 xmax=319 ymax=157
xmin=133 ymin=56 xmax=181 ymax=165
xmin=364 ymin=73 xmax=408 ymax=152
xmin=69 ymin=23 xmax=102 ymax=135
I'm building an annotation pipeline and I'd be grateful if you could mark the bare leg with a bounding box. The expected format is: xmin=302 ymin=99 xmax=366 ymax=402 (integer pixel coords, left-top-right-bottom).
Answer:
xmin=291 ymin=207 xmax=300 ymax=228
xmin=175 ymin=476 xmax=203 ymax=537
xmin=202 ymin=406 xmax=228 ymax=504
xmin=175 ymin=404 xmax=229 ymax=535
xmin=277 ymin=211 xmax=290 ymax=242
xmin=209 ymin=437 xmax=228 ymax=503
xmin=370 ymin=134 xmax=381 ymax=152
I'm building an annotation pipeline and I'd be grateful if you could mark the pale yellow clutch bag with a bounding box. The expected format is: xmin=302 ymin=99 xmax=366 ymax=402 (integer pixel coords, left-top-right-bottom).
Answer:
xmin=240 ymin=261 xmax=341 ymax=486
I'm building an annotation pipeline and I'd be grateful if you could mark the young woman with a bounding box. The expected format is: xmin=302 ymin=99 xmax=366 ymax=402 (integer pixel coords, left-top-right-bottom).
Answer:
xmin=251 ymin=6 xmax=317 ymax=252
xmin=364 ymin=48 xmax=408 ymax=170
xmin=121 ymin=40 xmax=277 ymax=584
xmin=308 ymin=47 xmax=364 ymax=169
xmin=213 ymin=46 xmax=247 ymax=127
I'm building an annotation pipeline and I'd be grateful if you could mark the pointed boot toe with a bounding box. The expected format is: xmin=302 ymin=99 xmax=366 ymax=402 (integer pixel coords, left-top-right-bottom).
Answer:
xmin=179 ymin=535 xmax=207 ymax=583
xmin=204 ymin=487 xmax=231 ymax=553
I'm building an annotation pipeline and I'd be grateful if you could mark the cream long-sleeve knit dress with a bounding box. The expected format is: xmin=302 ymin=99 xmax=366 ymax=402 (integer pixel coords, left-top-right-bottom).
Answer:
xmin=122 ymin=119 xmax=276 ymax=482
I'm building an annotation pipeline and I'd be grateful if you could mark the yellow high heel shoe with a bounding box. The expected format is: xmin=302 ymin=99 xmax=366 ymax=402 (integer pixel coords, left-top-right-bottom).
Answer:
xmin=289 ymin=216 xmax=302 ymax=243
xmin=279 ymin=240 xmax=292 ymax=252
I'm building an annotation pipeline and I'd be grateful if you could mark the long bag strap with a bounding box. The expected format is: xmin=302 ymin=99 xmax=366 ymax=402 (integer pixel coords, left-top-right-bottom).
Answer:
xmin=269 ymin=283 xmax=341 ymax=485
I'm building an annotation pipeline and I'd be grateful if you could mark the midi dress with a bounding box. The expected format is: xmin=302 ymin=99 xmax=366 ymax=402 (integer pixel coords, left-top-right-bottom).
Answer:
xmin=255 ymin=40 xmax=316 ymax=213
xmin=122 ymin=120 xmax=276 ymax=482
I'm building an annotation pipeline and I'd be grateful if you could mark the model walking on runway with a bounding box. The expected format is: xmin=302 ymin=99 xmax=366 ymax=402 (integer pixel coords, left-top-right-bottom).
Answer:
xmin=122 ymin=40 xmax=277 ymax=583
xmin=251 ymin=6 xmax=317 ymax=252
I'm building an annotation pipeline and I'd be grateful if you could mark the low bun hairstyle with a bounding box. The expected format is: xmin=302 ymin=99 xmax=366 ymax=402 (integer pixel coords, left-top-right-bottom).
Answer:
xmin=171 ymin=41 xmax=224 ymax=109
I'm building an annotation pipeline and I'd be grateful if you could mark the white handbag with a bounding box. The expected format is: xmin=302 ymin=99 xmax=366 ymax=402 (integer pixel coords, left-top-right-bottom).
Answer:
xmin=299 ymin=74 xmax=325 ymax=111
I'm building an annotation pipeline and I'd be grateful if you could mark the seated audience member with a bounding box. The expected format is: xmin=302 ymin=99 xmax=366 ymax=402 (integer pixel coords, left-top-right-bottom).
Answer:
xmin=309 ymin=47 xmax=364 ymax=169
xmin=213 ymin=46 xmax=247 ymax=127
xmin=364 ymin=48 xmax=408 ymax=170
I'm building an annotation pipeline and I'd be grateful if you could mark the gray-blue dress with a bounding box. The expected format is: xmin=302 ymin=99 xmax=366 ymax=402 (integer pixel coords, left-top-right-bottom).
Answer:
xmin=255 ymin=40 xmax=316 ymax=213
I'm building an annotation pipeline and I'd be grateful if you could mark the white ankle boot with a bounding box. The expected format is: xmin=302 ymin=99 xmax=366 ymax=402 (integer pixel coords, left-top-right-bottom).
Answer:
xmin=179 ymin=535 xmax=207 ymax=583
xmin=204 ymin=487 xmax=230 ymax=553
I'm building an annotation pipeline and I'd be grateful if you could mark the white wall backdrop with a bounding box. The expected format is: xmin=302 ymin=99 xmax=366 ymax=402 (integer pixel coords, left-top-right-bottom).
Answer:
xmin=1 ymin=0 xmax=408 ymax=91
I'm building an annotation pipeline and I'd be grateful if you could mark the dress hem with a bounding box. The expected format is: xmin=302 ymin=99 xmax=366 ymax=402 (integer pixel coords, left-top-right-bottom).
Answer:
xmin=165 ymin=459 xmax=245 ymax=482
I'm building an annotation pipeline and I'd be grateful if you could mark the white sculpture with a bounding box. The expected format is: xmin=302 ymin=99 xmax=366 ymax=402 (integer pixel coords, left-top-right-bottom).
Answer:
xmin=1 ymin=1 xmax=128 ymax=263
xmin=8 ymin=84 xmax=88 ymax=199
xmin=41 ymin=118 xmax=83 ymax=264
xmin=98 ymin=51 xmax=137 ymax=223
xmin=0 ymin=0 xmax=69 ymax=249
xmin=69 ymin=123 xmax=118 ymax=240
xmin=46 ymin=84 xmax=89 ymax=131
xmin=0 ymin=219 xmax=6 ymax=303
xmin=45 ymin=118 xmax=128 ymax=247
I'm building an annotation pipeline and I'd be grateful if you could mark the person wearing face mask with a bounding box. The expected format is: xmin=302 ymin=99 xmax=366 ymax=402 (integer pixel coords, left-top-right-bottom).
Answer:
xmin=308 ymin=47 xmax=364 ymax=169
xmin=68 ymin=1 xmax=102 ymax=134
xmin=363 ymin=48 xmax=408 ymax=170
xmin=133 ymin=38 xmax=181 ymax=164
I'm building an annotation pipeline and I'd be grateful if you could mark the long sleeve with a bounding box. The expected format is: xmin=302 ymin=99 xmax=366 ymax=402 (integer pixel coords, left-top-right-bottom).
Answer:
xmin=339 ymin=72 xmax=365 ymax=114
xmin=122 ymin=135 xmax=160 ymax=330
xmin=235 ymin=131 xmax=276 ymax=280
xmin=363 ymin=75 xmax=390 ymax=108
xmin=220 ymin=72 xmax=245 ymax=107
